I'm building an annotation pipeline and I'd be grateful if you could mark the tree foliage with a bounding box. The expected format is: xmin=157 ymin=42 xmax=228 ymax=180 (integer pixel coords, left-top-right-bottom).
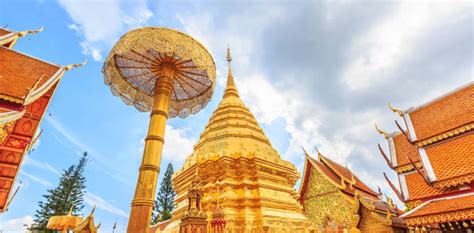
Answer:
xmin=152 ymin=163 xmax=176 ymax=224
xmin=33 ymin=152 xmax=88 ymax=229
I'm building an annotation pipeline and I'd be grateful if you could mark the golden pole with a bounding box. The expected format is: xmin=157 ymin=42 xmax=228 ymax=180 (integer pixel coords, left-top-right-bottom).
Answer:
xmin=127 ymin=64 xmax=174 ymax=233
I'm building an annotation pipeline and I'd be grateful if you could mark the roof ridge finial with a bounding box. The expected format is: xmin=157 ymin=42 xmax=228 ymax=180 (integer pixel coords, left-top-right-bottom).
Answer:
xmin=314 ymin=146 xmax=323 ymax=160
xmin=388 ymin=102 xmax=403 ymax=116
xmin=301 ymin=146 xmax=310 ymax=158
xmin=375 ymin=123 xmax=389 ymax=139
xmin=223 ymin=45 xmax=238 ymax=98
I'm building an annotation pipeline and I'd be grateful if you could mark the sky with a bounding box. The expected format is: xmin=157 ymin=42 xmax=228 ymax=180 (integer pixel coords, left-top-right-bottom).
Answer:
xmin=0 ymin=0 xmax=472 ymax=232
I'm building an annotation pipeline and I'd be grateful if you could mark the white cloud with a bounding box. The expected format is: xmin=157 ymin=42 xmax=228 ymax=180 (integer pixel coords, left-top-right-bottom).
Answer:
xmin=23 ymin=157 xmax=61 ymax=176
xmin=0 ymin=215 xmax=34 ymax=232
xmin=20 ymin=171 xmax=53 ymax=188
xmin=342 ymin=1 xmax=470 ymax=90
xmin=162 ymin=125 xmax=195 ymax=168
xmin=58 ymin=0 xmax=153 ymax=61
xmin=84 ymin=191 xmax=128 ymax=218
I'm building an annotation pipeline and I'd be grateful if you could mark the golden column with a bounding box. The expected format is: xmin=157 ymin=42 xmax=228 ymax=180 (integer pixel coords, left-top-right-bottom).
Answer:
xmin=102 ymin=27 xmax=216 ymax=233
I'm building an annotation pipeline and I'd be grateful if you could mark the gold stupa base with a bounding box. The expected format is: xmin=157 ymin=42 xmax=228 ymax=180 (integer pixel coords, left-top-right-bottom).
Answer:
xmin=159 ymin=216 xmax=313 ymax=233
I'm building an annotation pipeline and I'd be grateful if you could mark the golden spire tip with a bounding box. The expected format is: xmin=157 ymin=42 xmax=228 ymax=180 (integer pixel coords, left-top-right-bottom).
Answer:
xmin=226 ymin=45 xmax=232 ymax=63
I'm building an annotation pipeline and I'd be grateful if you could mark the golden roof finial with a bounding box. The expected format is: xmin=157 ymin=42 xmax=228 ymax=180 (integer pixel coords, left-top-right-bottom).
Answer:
xmin=224 ymin=46 xmax=238 ymax=98
xmin=388 ymin=102 xmax=403 ymax=116
xmin=67 ymin=204 xmax=75 ymax=216
xmin=301 ymin=146 xmax=310 ymax=157
xmin=64 ymin=59 xmax=88 ymax=71
xmin=17 ymin=26 xmax=44 ymax=37
xmin=89 ymin=205 xmax=96 ymax=217
xmin=375 ymin=123 xmax=389 ymax=139
xmin=314 ymin=146 xmax=323 ymax=160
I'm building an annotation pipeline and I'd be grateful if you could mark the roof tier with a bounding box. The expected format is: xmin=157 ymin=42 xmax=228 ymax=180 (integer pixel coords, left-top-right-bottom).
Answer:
xmin=402 ymin=193 xmax=474 ymax=226
xmin=407 ymin=83 xmax=473 ymax=142
xmin=404 ymin=172 xmax=445 ymax=201
xmin=427 ymin=133 xmax=474 ymax=187
xmin=392 ymin=133 xmax=420 ymax=169
xmin=0 ymin=46 xmax=61 ymax=104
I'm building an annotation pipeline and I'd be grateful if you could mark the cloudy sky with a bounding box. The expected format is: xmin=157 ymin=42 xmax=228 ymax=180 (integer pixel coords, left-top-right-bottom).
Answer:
xmin=0 ymin=0 xmax=472 ymax=232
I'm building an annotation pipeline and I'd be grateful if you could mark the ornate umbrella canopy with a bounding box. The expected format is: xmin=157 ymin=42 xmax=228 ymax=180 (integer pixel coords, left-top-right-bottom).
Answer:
xmin=102 ymin=27 xmax=216 ymax=118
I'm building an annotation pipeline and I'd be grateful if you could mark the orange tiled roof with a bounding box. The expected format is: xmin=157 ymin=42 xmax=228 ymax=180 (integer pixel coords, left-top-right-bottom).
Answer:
xmin=0 ymin=28 xmax=12 ymax=37
xmin=405 ymin=172 xmax=444 ymax=201
xmin=0 ymin=46 xmax=60 ymax=103
xmin=392 ymin=133 xmax=420 ymax=167
xmin=408 ymin=83 xmax=474 ymax=141
xmin=405 ymin=194 xmax=474 ymax=218
xmin=426 ymin=133 xmax=474 ymax=185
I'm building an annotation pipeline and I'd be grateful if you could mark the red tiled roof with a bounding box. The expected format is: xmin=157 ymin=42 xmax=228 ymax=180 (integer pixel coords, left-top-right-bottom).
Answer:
xmin=408 ymin=83 xmax=474 ymax=141
xmin=392 ymin=133 xmax=420 ymax=167
xmin=320 ymin=155 xmax=379 ymax=197
xmin=404 ymin=194 xmax=474 ymax=219
xmin=307 ymin=156 xmax=343 ymax=186
xmin=426 ymin=133 xmax=474 ymax=184
xmin=0 ymin=46 xmax=60 ymax=103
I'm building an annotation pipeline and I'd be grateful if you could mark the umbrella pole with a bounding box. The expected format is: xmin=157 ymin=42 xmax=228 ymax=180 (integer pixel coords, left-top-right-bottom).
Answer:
xmin=127 ymin=71 xmax=173 ymax=233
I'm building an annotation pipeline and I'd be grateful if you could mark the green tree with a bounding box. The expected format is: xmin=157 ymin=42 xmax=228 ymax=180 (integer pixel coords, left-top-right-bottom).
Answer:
xmin=152 ymin=163 xmax=176 ymax=224
xmin=33 ymin=152 xmax=88 ymax=229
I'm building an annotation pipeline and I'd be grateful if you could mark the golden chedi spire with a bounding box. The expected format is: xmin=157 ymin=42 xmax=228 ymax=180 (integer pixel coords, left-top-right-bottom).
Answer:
xmin=166 ymin=47 xmax=312 ymax=232
xmin=224 ymin=46 xmax=238 ymax=97
xmin=179 ymin=47 xmax=284 ymax=167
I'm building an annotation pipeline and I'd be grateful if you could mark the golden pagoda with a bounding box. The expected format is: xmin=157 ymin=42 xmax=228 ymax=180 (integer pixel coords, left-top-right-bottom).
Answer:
xmin=160 ymin=48 xmax=312 ymax=232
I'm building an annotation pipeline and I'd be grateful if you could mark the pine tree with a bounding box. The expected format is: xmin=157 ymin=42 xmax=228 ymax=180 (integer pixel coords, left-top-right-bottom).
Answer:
xmin=33 ymin=152 xmax=88 ymax=229
xmin=152 ymin=163 xmax=176 ymax=224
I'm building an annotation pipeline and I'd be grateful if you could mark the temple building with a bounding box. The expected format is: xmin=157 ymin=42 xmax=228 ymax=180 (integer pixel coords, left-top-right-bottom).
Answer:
xmin=0 ymin=27 xmax=83 ymax=213
xmin=299 ymin=149 xmax=407 ymax=232
xmin=159 ymin=48 xmax=312 ymax=232
xmin=376 ymin=82 xmax=474 ymax=232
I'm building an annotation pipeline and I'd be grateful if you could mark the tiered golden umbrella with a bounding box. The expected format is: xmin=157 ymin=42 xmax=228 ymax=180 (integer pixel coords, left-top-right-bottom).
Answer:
xmin=46 ymin=206 xmax=83 ymax=233
xmin=102 ymin=27 xmax=215 ymax=232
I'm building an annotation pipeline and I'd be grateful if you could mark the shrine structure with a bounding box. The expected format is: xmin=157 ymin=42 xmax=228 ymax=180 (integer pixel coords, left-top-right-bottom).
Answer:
xmin=377 ymin=82 xmax=473 ymax=232
xmin=159 ymin=48 xmax=312 ymax=232
xmin=0 ymin=27 xmax=83 ymax=213
xmin=299 ymin=149 xmax=407 ymax=232
xmin=73 ymin=206 xmax=101 ymax=233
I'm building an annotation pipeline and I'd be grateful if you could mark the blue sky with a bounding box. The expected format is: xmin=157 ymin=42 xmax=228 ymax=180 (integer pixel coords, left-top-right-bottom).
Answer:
xmin=0 ymin=0 xmax=472 ymax=232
